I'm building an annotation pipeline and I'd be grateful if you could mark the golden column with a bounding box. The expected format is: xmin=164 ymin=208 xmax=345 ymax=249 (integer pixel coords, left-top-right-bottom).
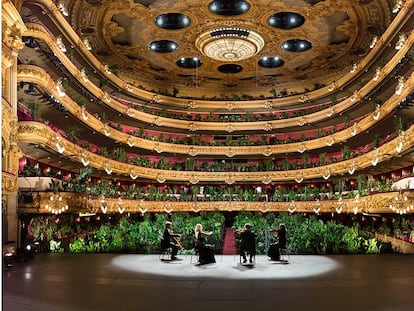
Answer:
xmin=2 ymin=0 xmax=26 ymax=244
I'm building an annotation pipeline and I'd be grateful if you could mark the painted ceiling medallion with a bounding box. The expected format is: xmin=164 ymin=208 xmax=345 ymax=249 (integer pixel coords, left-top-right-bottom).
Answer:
xmin=196 ymin=28 xmax=264 ymax=62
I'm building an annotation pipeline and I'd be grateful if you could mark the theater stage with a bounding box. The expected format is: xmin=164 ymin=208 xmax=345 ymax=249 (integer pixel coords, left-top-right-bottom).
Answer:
xmin=3 ymin=254 xmax=414 ymax=311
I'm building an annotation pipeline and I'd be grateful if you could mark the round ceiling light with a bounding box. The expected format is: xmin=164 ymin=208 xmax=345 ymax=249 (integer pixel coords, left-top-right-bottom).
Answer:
xmin=176 ymin=57 xmax=202 ymax=69
xmin=148 ymin=40 xmax=179 ymax=53
xmin=268 ymin=12 xmax=305 ymax=30
xmin=281 ymin=39 xmax=312 ymax=52
xmin=154 ymin=13 xmax=191 ymax=30
xmin=258 ymin=56 xmax=284 ymax=68
xmin=218 ymin=64 xmax=243 ymax=74
xmin=195 ymin=28 xmax=264 ymax=62
xmin=208 ymin=0 xmax=250 ymax=16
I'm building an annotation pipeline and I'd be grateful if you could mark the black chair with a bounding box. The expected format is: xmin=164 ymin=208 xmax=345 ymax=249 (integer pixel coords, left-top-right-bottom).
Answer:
xmin=159 ymin=238 xmax=172 ymax=261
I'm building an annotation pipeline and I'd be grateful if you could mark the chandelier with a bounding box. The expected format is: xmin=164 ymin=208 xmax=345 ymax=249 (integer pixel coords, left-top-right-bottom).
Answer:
xmin=45 ymin=192 xmax=69 ymax=214
xmin=388 ymin=191 xmax=414 ymax=214
xmin=196 ymin=27 xmax=264 ymax=62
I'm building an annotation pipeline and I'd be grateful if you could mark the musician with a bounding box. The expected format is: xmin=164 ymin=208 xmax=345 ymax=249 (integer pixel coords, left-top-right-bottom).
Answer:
xmin=162 ymin=221 xmax=181 ymax=260
xmin=239 ymin=223 xmax=256 ymax=264
xmin=268 ymin=223 xmax=287 ymax=261
xmin=194 ymin=223 xmax=215 ymax=265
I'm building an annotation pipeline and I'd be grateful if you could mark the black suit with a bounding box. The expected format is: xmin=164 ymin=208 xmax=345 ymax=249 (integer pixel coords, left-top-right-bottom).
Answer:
xmin=240 ymin=230 xmax=256 ymax=261
xmin=162 ymin=228 xmax=180 ymax=258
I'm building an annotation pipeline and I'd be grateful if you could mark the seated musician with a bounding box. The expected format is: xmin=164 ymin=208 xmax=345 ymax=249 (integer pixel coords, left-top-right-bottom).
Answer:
xmin=239 ymin=223 xmax=256 ymax=264
xmin=194 ymin=223 xmax=215 ymax=265
xmin=162 ymin=221 xmax=182 ymax=260
xmin=268 ymin=223 xmax=287 ymax=261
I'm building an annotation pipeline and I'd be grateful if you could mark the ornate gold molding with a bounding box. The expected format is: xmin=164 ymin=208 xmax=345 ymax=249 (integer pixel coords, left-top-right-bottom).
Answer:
xmin=17 ymin=65 xmax=414 ymax=157
xmin=17 ymin=121 xmax=414 ymax=183
xmin=18 ymin=191 xmax=414 ymax=215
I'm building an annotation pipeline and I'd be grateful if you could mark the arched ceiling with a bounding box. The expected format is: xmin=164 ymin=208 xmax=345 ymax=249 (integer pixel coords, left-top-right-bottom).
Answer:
xmin=67 ymin=0 xmax=392 ymax=98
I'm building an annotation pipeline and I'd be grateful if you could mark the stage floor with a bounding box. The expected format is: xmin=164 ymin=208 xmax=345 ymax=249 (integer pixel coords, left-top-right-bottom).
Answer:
xmin=3 ymin=253 xmax=414 ymax=311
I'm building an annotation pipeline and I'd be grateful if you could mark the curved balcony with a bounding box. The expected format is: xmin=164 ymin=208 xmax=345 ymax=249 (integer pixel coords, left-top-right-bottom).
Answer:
xmin=17 ymin=121 xmax=414 ymax=183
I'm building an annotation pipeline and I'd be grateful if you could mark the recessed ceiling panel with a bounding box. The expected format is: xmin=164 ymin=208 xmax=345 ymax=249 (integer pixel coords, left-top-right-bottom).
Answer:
xmin=218 ymin=64 xmax=243 ymax=74
xmin=281 ymin=39 xmax=312 ymax=52
xmin=154 ymin=13 xmax=191 ymax=30
xmin=176 ymin=57 xmax=202 ymax=68
xmin=208 ymin=0 xmax=250 ymax=16
xmin=258 ymin=56 xmax=284 ymax=68
xmin=148 ymin=40 xmax=179 ymax=53
xmin=268 ymin=12 xmax=305 ymax=30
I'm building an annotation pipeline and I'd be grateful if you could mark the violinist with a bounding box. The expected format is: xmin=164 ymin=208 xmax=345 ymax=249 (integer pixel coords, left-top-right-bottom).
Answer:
xmin=162 ymin=221 xmax=182 ymax=260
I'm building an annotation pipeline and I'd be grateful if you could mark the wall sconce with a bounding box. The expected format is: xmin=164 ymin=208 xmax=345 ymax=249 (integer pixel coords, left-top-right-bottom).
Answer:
xmin=348 ymin=160 xmax=356 ymax=175
xmin=262 ymin=175 xmax=272 ymax=185
xmin=188 ymin=146 xmax=198 ymax=157
xmin=298 ymin=143 xmax=307 ymax=153
xmin=81 ymin=106 xmax=88 ymax=120
xmin=81 ymin=152 xmax=89 ymax=167
xmin=103 ymin=64 xmax=112 ymax=75
xmin=56 ymin=35 xmax=66 ymax=52
xmin=83 ymin=37 xmax=92 ymax=50
xmin=350 ymin=63 xmax=358 ymax=73
xmin=104 ymin=163 xmax=112 ymax=175
xmin=371 ymin=149 xmax=379 ymax=166
xmin=373 ymin=67 xmax=381 ymax=81
xmin=189 ymin=175 xmax=199 ymax=184
xmin=395 ymin=76 xmax=405 ymax=95
xmin=373 ymin=104 xmax=381 ymax=120
xmin=326 ymin=107 xmax=335 ymax=117
xmin=350 ymin=90 xmax=359 ymax=102
xmin=225 ymin=102 xmax=235 ymax=111
xmin=297 ymin=116 xmax=307 ymax=126
xmin=392 ymin=0 xmax=403 ymax=13
xmin=129 ymin=169 xmax=138 ymax=180
xmin=323 ymin=168 xmax=331 ymax=180
xmin=103 ymin=124 xmax=111 ymax=137
xmin=139 ymin=207 xmax=148 ymax=216
xmin=264 ymin=100 xmax=273 ymax=109
xmin=192 ymin=202 xmax=201 ymax=213
xmin=151 ymin=94 xmax=160 ymax=103
xmin=396 ymin=132 xmax=404 ymax=153
xmin=295 ymin=171 xmax=304 ymax=183
xmin=125 ymin=107 xmax=134 ymax=117
xmin=351 ymin=122 xmax=358 ymax=136
xmin=154 ymin=142 xmax=163 ymax=153
xmin=117 ymin=198 xmax=125 ymax=214
xmin=80 ymin=68 xmax=89 ymax=82
xmin=369 ymin=36 xmax=378 ymax=48
xmin=100 ymin=195 xmax=107 ymax=213
xmin=188 ymin=122 xmax=197 ymax=132
xmin=56 ymin=78 xmax=66 ymax=97
xmin=395 ymin=33 xmax=406 ymax=50
xmin=57 ymin=1 xmax=69 ymax=16
xmin=263 ymin=122 xmax=272 ymax=131
xmin=299 ymin=94 xmax=309 ymax=103
xmin=326 ymin=135 xmax=334 ymax=147
xmin=328 ymin=82 xmax=336 ymax=92
xmin=156 ymin=174 xmax=166 ymax=183
xmin=225 ymin=124 xmax=235 ymax=133
xmin=124 ymin=83 xmax=133 ymax=92
xmin=153 ymin=116 xmax=162 ymax=127
xmin=126 ymin=136 xmax=134 ymax=147
xmin=55 ymin=133 xmax=65 ymax=154
xmin=226 ymin=147 xmax=235 ymax=157
xmin=314 ymin=199 xmax=321 ymax=214
xmin=103 ymin=92 xmax=111 ymax=103
xmin=225 ymin=175 xmax=235 ymax=185
xmin=288 ymin=201 xmax=296 ymax=213
xmin=262 ymin=146 xmax=272 ymax=157
xmin=188 ymin=100 xmax=196 ymax=109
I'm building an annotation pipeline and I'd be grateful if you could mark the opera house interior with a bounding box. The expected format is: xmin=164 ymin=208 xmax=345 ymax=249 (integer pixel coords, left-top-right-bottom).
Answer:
xmin=2 ymin=0 xmax=414 ymax=310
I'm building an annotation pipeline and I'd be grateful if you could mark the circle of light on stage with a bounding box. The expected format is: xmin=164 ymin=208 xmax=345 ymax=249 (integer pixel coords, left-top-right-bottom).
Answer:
xmin=111 ymin=255 xmax=339 ymax=280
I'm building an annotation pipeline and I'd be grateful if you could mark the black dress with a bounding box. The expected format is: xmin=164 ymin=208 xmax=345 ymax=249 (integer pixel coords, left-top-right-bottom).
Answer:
xmin=195 ymin=233 xmax=215 ymax=264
